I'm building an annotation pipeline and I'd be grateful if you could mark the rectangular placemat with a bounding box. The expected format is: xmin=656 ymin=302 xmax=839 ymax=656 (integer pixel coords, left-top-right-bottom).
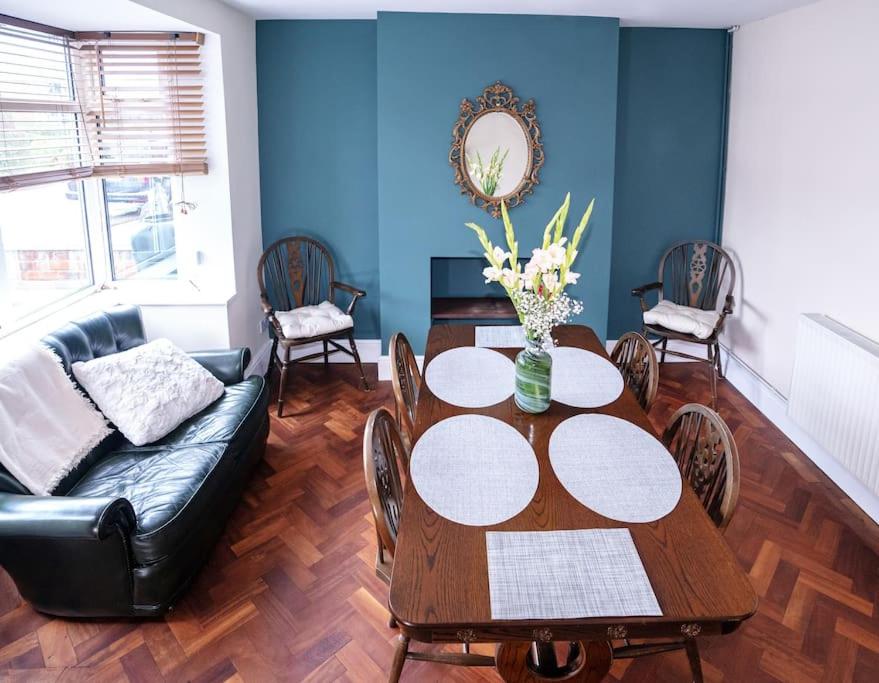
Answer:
xmin=475 ymin=325 xmax=525 ymax=348
xmin=486 ymin=528 xmax=662 ymax=620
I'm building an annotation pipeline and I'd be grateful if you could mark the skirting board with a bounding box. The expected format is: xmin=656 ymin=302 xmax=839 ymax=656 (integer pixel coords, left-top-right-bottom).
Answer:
xmin=247 ymin=339 xmax=381 ymax=379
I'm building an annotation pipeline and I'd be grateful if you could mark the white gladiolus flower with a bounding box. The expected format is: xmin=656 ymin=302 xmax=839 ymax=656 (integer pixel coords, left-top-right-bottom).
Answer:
xmin=565 ymin=271 xmax=581 ymax=285
xmin=482 ymin=266 xmax=501 ymax=282
xmin=541 ymin=271 xmax=559 ymax=292
xmin=530 ymin=248 xmax=554 ymax=272
xmin=500 ymin=268 xmax=520 ymax=289
xmin=547 ymin=241 xmax=567 ymax=267
xmin=492 ymin=245 xmax=512 ymax=265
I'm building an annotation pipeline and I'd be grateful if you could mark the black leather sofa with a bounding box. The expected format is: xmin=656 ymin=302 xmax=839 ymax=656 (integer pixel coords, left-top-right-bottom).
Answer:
xmin=0 ymin=306 xmax=269 ymax=617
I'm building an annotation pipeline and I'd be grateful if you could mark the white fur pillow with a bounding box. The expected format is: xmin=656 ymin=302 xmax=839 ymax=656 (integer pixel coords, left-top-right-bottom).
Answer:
xmin=72 ymin=339 xmax=224 ymax=447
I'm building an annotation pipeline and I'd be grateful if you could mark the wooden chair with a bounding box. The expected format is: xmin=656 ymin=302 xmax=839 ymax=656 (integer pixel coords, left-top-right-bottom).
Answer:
xmin=258 ymin=236 xmax=370 ymax=417
xmin=613 ymin=403 xmax=741 ymax=681
xmin=363 ymin=409 xmax=494 ymax=677
xmin=632 ymin=240 xmax=736 ymax=407
xmin=390 ymin=332 xmax=421 ymax=450
xmin=610 ymin=332 xmax=659 ymax=412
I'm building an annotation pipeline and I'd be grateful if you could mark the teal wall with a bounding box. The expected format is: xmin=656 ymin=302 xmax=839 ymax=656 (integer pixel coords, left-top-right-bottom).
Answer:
xmin=609 ymin=28 xmax=729 ymax=338
xmin=255 ymin=18 xmax=729 ymax=351
xmin=256 ymin=21 xmax=380 ymax=337
xmin=378 ymin=12 xmax=619 ymax=353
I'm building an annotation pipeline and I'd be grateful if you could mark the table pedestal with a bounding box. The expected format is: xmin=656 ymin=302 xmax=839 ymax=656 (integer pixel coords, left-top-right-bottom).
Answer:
xmin=495 ymin=640 xmax=612 ymax=682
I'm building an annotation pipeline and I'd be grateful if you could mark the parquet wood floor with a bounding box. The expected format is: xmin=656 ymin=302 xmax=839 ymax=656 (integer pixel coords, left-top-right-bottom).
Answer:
xmin=1 ymin=361 xmax=877 ymax=682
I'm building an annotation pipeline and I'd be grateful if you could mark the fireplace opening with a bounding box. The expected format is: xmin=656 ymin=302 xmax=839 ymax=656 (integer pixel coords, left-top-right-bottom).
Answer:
xmin=430 ymin=257 xmax=524 ymax=325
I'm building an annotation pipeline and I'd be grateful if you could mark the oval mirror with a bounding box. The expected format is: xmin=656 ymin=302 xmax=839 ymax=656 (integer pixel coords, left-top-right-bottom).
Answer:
xmin=450 ymin=82 xmax=544 ymax=217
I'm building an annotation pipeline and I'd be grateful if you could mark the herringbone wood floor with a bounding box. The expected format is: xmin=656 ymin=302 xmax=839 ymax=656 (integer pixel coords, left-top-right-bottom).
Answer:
xmin=1 ymin=361 xmax=878 ymax=682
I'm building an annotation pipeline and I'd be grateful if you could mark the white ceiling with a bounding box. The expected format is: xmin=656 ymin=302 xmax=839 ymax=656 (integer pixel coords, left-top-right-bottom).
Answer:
xmin=219 ymin=0 xmax=821 ymax=28
xmin=0 ymin=0 xmax=198 ymax=31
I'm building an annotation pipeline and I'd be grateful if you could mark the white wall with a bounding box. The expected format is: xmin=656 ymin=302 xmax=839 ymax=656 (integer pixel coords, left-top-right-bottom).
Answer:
xmin=722 ymin=0 xmax=879 ymax=397
xmin=133 ymin=0 xmax=265 ymax=356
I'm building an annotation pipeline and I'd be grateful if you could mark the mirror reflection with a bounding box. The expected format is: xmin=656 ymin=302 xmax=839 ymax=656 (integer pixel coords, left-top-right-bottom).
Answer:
xmin=464 ymin=112 xmax=530 ymax=198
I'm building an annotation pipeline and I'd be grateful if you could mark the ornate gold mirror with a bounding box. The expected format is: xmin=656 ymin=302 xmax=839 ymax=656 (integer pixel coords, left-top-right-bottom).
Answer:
xmin=450 ymin=82 xmax=544 ymax=217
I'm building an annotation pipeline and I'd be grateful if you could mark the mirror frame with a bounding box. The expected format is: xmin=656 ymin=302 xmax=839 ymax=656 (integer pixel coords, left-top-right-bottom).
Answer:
xmin=450 ymin=81 xmax=544 ymax=218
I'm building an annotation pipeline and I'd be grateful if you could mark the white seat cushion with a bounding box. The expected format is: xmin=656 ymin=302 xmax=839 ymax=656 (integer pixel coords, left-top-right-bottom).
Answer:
xmin=276 ymin=301 xmax=353 ymax=339
xmin=643 ymin=300 xmax=719 ymax=340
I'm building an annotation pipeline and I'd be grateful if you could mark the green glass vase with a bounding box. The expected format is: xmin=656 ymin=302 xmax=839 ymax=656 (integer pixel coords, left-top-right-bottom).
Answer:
xmin=515 ymin=336 xmax=552 ymax=414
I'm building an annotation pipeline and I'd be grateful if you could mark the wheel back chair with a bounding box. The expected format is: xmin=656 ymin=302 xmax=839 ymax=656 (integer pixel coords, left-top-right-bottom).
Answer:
xmin=258 ymin=236 xmax=370 ymax=416
xmin=613 ymin=403 xmax=741 ymax=682
xmin=389 ymin=332 xmax=421 ymax=451
xmin=632 ymin=241 xmax=736 ymax=407
xmin=363 ymin=408 xmax=495 ymax=673
xmin=610 ymin=332 xmax=659 ymax=412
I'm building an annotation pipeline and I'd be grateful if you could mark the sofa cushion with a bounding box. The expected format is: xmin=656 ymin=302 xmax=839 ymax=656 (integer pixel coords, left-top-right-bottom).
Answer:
xmin=643 ymin=300 xmax=719 ymax=340
xmin=115 ymin=376 xmax=265 ymax=451
xmin=275 ymin=301 xmax=353 ymax=339
xmin=68 ymin=442 xmax=228 ymax=565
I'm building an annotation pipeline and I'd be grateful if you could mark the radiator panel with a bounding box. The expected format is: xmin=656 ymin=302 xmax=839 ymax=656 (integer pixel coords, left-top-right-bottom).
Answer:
xmin=788 ymin=314 xmax=879 ymax=495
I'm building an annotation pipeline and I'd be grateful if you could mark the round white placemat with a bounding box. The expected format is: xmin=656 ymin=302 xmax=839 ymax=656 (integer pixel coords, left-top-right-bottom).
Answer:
xmin=424 ymin=346 xmax=515 ymax=408
xmin=549 ymin=414 xmax=682 ymax=523
xmin=548 ymin=346 xmax=625 ymax=408
xmin=410 ymin=414 xmax=539 ymax=526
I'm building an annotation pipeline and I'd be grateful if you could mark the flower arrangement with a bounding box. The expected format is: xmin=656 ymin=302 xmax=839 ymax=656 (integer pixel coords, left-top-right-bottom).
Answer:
xmin=467 ymin=146 xmax=509 ymax=196
xmin=466 ymin=193 xmax=594 ymax=344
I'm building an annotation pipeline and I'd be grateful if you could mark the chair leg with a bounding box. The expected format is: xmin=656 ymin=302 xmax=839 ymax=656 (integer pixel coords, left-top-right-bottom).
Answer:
xmin=660 ymin=337 xmax=668 ymax=364
xmin=322 ymin=340 xmax=329 ymax=368
xmin=348 ymin=332 xmax=371 ymax=391
xmin=714 ymin=341 xmax=725 ymax=378
xmin=706 ymin=346 xmax=718 ymax=409
xmin=684 ymin=639 xmax=704 ymax=683
xmin=265 ymin=337 xmax=278 ymax=381
xmin=277 ymin=346 xmax=291 ymax=417
xmin=389 ymin=635 xmax=410 ymax=683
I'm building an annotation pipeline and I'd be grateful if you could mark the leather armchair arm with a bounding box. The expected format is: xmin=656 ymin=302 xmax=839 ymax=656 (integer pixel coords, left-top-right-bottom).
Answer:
xmin=331 ymin=281 xmax=366 ymax=316
xmin=0 ymin=494 xmax=135 ymax=541
xmin=189 ymin=348 xmax=251 ymax=385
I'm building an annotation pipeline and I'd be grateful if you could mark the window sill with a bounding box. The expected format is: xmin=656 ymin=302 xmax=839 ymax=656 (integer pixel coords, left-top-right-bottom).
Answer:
xmin=0 ymin=281 xmax=234 ymax=347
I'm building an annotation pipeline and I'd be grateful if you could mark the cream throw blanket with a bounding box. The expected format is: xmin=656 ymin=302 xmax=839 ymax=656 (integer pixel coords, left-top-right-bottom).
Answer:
xmin=0 ymin=345 xmax=112 ymax=495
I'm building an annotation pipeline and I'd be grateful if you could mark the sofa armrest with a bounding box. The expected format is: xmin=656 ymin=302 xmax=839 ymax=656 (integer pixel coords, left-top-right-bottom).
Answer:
xmin=189 ymin=348 xmax=251 ymax=385
xmin=0 ymin=494 xmax=135 ymax=540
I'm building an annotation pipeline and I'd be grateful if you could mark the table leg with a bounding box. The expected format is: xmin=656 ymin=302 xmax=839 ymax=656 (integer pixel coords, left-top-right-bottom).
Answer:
xmin=495 ymin=640 xmax=612 ymax=682
xmin=388 ymin=634 xmax=410 ymax=683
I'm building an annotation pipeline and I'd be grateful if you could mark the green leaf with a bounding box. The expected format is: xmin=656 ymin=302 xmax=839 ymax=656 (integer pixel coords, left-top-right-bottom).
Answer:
xmin=553 ymin=192 xmax=571 ymax=244
xmin=570 ymin=198 xmax=595 ymax=252
xmin=500 ymin=200 xmax=518 ymax=264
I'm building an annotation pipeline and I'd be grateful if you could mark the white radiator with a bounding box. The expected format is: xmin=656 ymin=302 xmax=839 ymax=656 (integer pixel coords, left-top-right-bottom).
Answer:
xmin=788 ymin=314 xmax=879 ymax=495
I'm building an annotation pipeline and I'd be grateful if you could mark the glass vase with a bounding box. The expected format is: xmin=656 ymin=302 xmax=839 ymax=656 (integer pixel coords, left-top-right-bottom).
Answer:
xmin=515 ymin=336 xmax=552 ymax=414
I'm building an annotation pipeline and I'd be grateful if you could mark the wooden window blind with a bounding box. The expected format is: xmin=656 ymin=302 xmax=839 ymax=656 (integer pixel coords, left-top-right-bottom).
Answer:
xmin=73 ymin=32 xmax=207 ymax=177
xmin=0 ymin=21 xmax=93 ymax=190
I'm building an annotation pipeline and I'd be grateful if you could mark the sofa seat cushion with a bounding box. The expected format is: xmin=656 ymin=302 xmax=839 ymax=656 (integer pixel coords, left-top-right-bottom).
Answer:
xmin=643 ymin=300 xmax=719 ymax=340
xmin=68 ymin=442 xmax=228 ymax=565
xmin=275 ymin=301 xmax=352 ymax=339
xmin=114 ymin=376 xmax=265 ymax=452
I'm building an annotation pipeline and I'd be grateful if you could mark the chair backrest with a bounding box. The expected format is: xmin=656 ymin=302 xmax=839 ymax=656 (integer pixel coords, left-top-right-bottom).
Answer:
xmin=663 ymin=403 xmax=740 ymax=531
xmin=610 ymin=332 xmax=659 ymax=412
xmin=257 ymin=236 xmax=335 ymax=312
xmin=362 ymin=408 xmax=408 ymax=557
xmin=658 ymin=241 xmax=736 ymax=312
xmin=390 ymin=332 xmax=421 ymax=447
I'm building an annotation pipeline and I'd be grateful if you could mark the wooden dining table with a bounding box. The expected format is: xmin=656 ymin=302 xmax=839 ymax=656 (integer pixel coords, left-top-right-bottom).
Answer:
xmin=388 ymin=324 xmax=757 ymax=682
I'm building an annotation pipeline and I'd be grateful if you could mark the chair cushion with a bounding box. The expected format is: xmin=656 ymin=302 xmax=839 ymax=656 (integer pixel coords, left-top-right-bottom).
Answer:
xmin=275 ymin=301 xmax=353 ymax=339
xmin=643 ymin=300 xmax=719 ymax=340
xmin=68 ymin=442 xmax=227 ymax=565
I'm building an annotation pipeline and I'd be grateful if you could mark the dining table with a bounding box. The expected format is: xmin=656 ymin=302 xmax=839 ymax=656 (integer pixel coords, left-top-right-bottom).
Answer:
xmin=387 ymin=324 xmax=757 ymax=682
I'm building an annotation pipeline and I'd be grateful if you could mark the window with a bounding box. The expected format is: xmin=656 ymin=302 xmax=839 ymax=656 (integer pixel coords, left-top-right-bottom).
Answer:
xmin=0 ymin=183 xmax=92 ymax=327
xmin=0 ymin=17 xmax=208 ymax=331
xmin=104 ymin=176 xmax=177 ymax=280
